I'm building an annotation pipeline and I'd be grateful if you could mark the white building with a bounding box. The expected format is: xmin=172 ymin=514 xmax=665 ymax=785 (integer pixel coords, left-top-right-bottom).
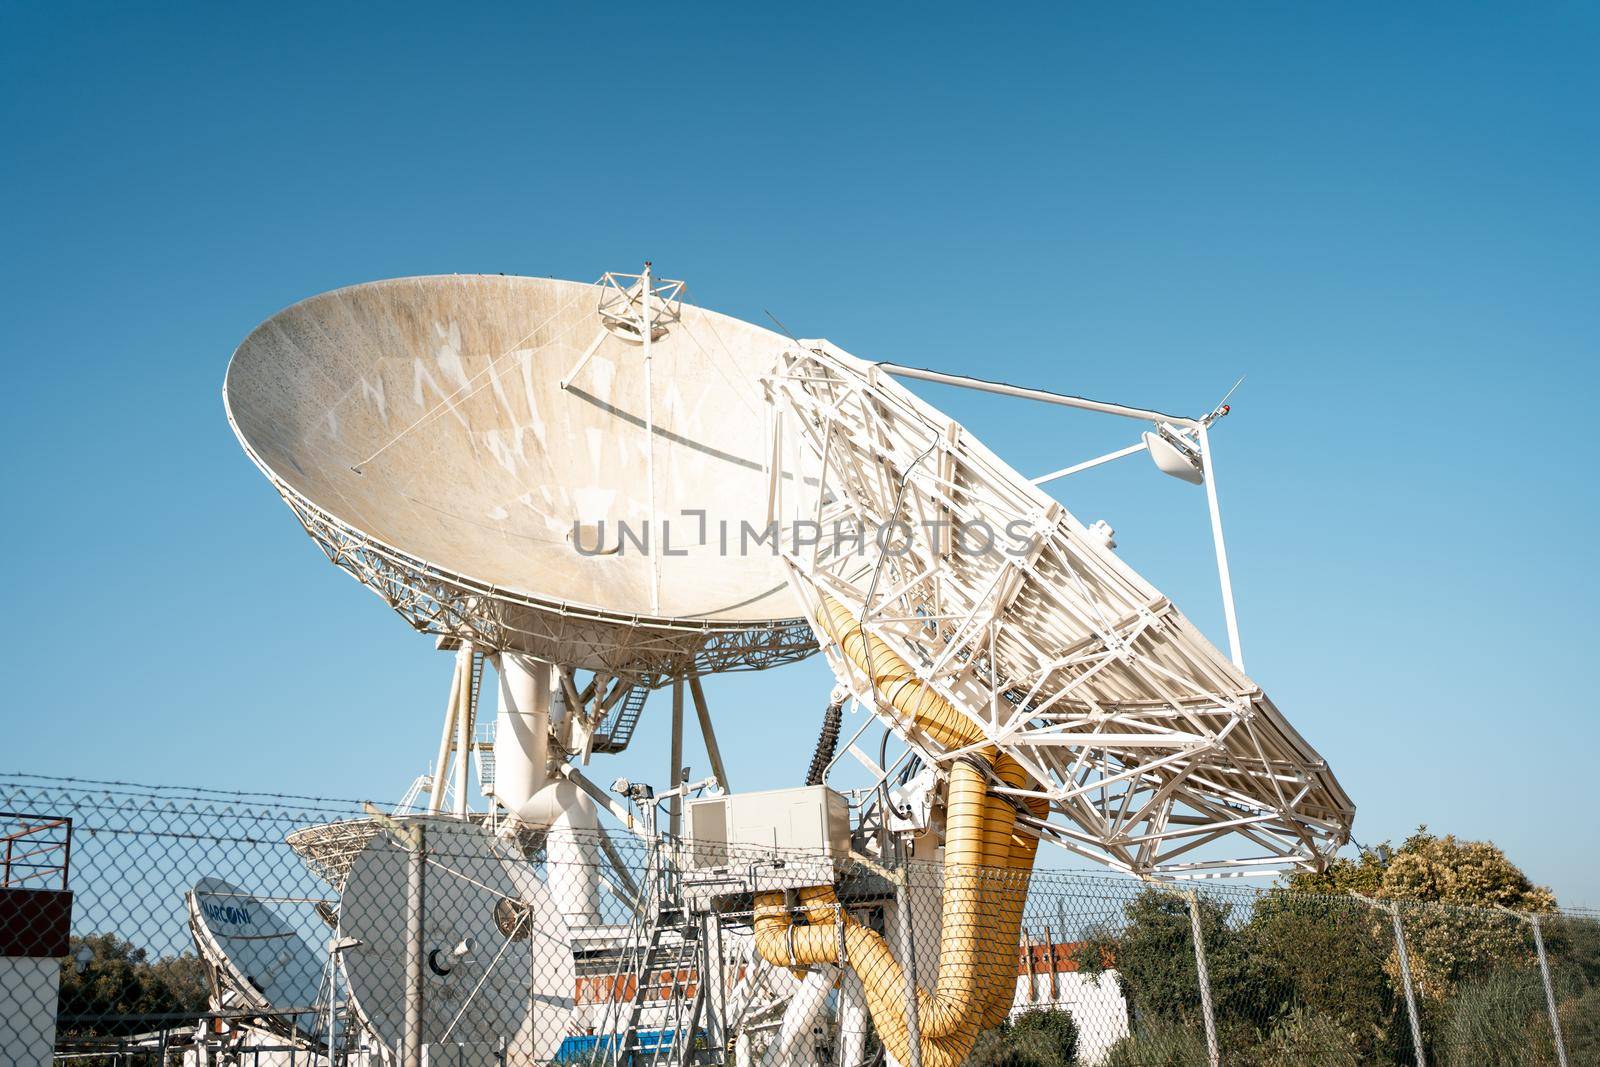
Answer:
xmin=1006 ymin=939 xmax=1130 ymax=1065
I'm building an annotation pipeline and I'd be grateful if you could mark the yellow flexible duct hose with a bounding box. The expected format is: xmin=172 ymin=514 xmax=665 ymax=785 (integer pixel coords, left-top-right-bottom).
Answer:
xmin=755 ymin=888 xmax=980 ymax=1067
xmin=763 ymin=760 xmax=992 ymax=1039
xmin=817 ymin=598 xmax=984 ymax=755
xmin=979 ymin=761 xmax=1049 ymax=1027
xmin=747 ymin=596 xmax=1048 ymax=1064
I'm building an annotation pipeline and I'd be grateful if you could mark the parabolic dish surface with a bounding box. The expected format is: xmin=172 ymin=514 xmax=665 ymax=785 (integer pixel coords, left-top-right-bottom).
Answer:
xmin=188 ymin=877 xmax=324 ymax=1033
xmin=225 ymin=275 xmax=815 ymax=676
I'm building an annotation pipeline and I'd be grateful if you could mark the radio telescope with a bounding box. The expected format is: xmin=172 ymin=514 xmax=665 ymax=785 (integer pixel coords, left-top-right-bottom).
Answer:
xmin=223 ymin=266 xmax=1354 ymax=871
xmin=225 ymin=266 xmax=1356 ymax=1067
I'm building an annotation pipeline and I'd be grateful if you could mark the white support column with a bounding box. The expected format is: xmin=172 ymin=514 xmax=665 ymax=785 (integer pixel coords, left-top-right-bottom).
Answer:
xmin=1031 ymin=440 xmax=1150 ymax=486
xmin=492 ymin=654 xmax=553 ymax=817
xmin=838 ymin=967 xmax=869 ymax=1067
xmin=878 ymin=363 xmax=1198 ymax=426
xmin=453 ymin=645 xmax=473 ymax=817
xmin=688 ymin=675 xmax=729 ymax=792
xmin=668 ymin=677 xmax=685 ymax=838
xmin=428 ymin=659 xmax=463 ymax=813
xmin=893 ymin=866 xmax=924 ymax=1067
xmin=761 ymin=967 xmax=835 ymax=1067
xmin=559 ymin=331 xmax=607 ymax=391
xmin=1198 ymin=422 xmax=1245 ymax=672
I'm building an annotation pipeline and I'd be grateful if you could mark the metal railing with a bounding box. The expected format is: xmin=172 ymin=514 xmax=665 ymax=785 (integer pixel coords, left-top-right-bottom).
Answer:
xmin=1 ymin=809 xmax=72 ymax=890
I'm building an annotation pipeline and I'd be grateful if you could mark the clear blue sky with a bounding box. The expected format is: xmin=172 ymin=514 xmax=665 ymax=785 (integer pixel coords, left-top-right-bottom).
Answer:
xmin=4 ymin=4 xmax=1597 ymax=904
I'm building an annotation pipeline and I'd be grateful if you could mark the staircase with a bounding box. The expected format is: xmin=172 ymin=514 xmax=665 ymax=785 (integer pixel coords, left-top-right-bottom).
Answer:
xmin=607 ymin=906 xmax=706 ymax=1066
xmin=599 ymin=837 xmax=712 ymax=1067
xmin=470 ymin=649 xmax=496 ymax=793
xmin=592 ymin=684 xmax=649 ymax=754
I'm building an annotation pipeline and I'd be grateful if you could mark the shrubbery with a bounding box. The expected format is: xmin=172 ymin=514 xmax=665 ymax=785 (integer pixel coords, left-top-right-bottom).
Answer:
xmin=1066 ymin=827 xmax=1594 ymax=1067
xmin=1240 ymin=1006 xmax=1362 ymax=1067
xmin=967 ymin=1009 xmax=1080 ymax=1067
xmin=1102 ymin=1017 xmax=1209 ymax=1067
xmin=1557 ymin=984 xmax=1600 ymax=1066
xmin=1434 ymin=969 xmax=1557 ymax=1067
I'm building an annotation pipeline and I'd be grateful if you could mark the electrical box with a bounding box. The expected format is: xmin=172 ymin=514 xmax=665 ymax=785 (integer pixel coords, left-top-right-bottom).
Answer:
xmin=684 ymin=786 xmax=850 ymax=890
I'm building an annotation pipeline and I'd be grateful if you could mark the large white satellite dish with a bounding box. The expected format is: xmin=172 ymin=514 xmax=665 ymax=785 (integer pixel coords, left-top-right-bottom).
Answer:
xmin=223 ymin=273 xmax=817 ymax=680
xmin=187 ymin=877 xmax=325 ymax=1037
xmin=338 ymin=816 xmax=575 ymax=1062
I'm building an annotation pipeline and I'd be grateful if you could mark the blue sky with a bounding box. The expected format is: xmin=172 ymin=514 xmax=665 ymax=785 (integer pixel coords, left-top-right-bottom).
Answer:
xmin=3 ymin=4 xmax=1597 ymax=903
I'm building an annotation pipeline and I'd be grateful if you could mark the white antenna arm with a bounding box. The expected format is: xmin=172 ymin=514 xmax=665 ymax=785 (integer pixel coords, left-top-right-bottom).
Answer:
xmin=1198 ymin=421 xmax=1244 ymax=671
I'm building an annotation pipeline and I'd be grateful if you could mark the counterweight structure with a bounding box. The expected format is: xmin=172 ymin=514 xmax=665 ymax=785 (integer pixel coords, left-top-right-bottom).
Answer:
xmin=765 ymin=341 xmax=1353 ymax=878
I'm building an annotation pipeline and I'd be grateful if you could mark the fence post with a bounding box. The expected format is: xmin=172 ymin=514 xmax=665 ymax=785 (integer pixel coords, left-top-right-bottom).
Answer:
xmin=1388 ymin=900 xmax=1428 ymax=1067
xmin=1530 ymin=914 xmax=1569 ymax=1067
xmin=1186 ymin=888 xmax=1221 ymax=1067
xmin=404 ymin=823 xmax=427 ymax=1067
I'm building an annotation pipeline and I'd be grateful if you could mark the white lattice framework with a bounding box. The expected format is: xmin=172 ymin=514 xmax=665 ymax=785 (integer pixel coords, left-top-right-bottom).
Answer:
xmin=766 ymin=340 xmax=1354 ymax=879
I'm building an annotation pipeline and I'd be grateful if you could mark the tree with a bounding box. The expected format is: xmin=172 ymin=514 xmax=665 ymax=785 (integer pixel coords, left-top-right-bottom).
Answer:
xmin=1070 ymin=888 xmax=1288 ymax=1032
xmin=1071 ymin=829 xmax=1564 ymax=1065
xmin=1243 ymin=890 xmax=1403 ymax=1062
xmin=1289 ymin=827 xmax=1556 ymax=1000
xmin=1289 ymin=826 xmax=1554 ymax=913
xmin=56 ymin=933 xmax=209 ymax=1037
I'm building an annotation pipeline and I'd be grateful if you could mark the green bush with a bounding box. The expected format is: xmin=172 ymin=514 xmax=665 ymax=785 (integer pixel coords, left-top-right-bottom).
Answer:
xmin=1239 ymin=1006 xmax=1362 ymax=1067
xmin=1435 ymin=969 xmax=1557 ymax=1067
xmin=1242 ymin=892 xmax=1404 ymax=1061
xmin=1075 ymin=889 xmax=1289 ymax=1031
xmin=966 ymin=1009 xmax=1079 ymax=1067
xmin=1541 ymin=913 xmax=1600 ymax=990
xmin=1102 ymin=1017 xmax=1210 ymax=1067
xmin=1010 ymin=1009 xmax=1080 ymax=1067
xmin=1557 ymin=984 xmax=1600 ymax=1066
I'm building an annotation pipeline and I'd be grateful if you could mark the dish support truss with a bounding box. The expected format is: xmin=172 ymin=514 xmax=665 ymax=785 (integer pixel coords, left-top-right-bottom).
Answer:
xmin=764 ymin=340 xmax=1354 ymax=879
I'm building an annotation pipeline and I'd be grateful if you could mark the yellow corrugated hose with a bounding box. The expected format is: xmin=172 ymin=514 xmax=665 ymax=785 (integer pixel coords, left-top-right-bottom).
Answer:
xmin=750 ymin=596 xmax=1047 ymax=1067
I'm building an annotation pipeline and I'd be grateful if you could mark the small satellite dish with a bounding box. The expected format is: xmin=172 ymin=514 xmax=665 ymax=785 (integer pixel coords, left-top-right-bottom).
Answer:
xmin=187 ymin=877 xmax=325 ymax=1038
xmin=1142 ymin=428 xmax=1205 ymax=485
xmin=338 ymin=817 xmax=575 ymax=1060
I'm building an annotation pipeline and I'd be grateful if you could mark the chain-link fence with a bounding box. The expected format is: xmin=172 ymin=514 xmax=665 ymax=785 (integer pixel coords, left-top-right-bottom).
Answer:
xmin=1 ymin=774 xmax=1594 ymax=1067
